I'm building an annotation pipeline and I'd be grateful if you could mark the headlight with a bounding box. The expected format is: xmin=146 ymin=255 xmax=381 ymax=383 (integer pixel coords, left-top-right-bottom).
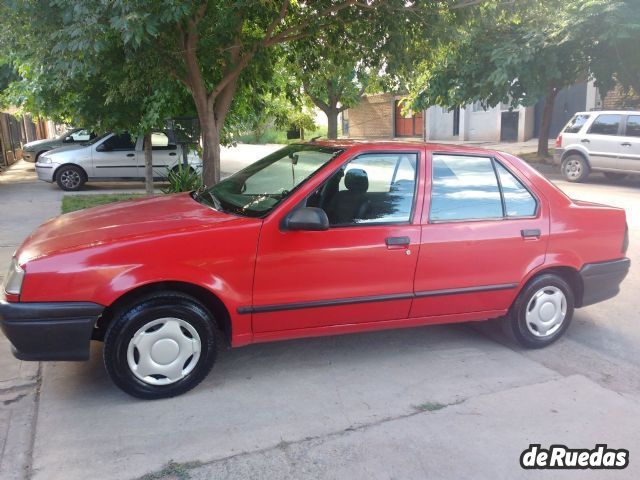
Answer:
xmin=3 ymin=258 xmax=25 ymax=295
xmin=38 ymin=156 xmax=52 ymax=164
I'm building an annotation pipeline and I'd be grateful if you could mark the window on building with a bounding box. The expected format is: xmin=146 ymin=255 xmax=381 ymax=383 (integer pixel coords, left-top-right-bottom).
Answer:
xmin=588 ymin=114 xmax=621 ymax=135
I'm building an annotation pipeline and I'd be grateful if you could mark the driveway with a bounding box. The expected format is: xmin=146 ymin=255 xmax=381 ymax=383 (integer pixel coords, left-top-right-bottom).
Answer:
xmin=0 ymin=147 xmax=639 ymax=480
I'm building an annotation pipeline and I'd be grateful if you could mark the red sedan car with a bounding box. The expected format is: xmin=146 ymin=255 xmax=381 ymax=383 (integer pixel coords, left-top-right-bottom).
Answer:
xmin=1 ymin=141 xmax=630 ymax=398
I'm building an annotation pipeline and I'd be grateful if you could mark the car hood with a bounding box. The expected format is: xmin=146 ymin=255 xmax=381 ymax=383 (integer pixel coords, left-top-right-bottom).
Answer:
xmin=16 ymin=193 xmax=243 ymax=262
xmin=44 ymin=144 xmax=86 ymax=157
xmin=23 ymin=138 xmax=57 ymax=150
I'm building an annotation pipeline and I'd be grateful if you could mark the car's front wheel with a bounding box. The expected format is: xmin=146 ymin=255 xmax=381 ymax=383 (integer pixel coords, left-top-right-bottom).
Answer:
xmin=561 ymin=155 xmax=590 ymax=182
xmin=56 ymin=165 xmax=86 ymax=191
xmin=103 ymin=292 xmax=217 ymax=399
xmin=502 ymin=274 xmax=574 ymax=348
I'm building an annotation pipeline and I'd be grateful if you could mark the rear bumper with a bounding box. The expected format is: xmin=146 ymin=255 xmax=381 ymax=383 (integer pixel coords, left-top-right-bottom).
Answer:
xmin=552 ymin=149 xmax=564 ymax=166
xmin=579 ymin=258 xmax=630 ymax=307
xmin=0 ymin=300 xmax=104 ymax=361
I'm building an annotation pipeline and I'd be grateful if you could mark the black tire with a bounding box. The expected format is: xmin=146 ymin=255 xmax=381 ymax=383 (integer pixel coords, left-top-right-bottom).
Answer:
xmin=502 ymin=274 xmax=574 ymax=349
xmin=603 ymin=172 xmax=628 ymax=181
xmin=561 ymin=154 xmax=590 ymax=182
xmin=103 ymin=292 xmax=217 ymax=399
xmin=56 ymin=165 xmax=86 ymax=191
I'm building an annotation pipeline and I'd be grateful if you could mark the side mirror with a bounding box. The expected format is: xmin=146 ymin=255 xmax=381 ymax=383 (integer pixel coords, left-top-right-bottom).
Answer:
xmin=63 ymin=136 xmax=73 ymax=143
xmin=95 ymin=144 xmax=108 ymax=152
xmin=282 ymin=207 xmax=329 ymax=231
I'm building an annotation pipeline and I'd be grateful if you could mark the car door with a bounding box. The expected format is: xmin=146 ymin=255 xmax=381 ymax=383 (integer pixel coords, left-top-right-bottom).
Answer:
xmin=91 ymin=133 xmax=138 ymax=178
xmin=410 ymin=152 xmax=548 ymax=318
xmin=250 ymin=147 xmax=425 ymax=334
xmin=617 ymin=114 xmax=640 ymax=172
xmin=584 ymin=114 xmax=623 ymax=170
xmin=137 ymin=131 xmax=181 ymax=178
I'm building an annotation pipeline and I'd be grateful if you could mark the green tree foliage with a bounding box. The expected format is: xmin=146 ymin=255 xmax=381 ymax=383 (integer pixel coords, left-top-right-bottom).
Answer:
xmin=569 ymin=0 xmax=640 ymax=99
xmin=405 ymin=1 xmax=640 ymax=156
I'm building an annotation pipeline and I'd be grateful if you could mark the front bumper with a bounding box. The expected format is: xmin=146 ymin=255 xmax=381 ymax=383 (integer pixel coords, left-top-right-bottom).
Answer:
xmin=22 ymin=151 xmax=36 ymax=163
xmin=35 ymin=163 xmax=56 ymax=182
xmin=0 ymin=300 xmax=104 ymax=360
xmin=579 ymin=258 xmax=630 ymax=307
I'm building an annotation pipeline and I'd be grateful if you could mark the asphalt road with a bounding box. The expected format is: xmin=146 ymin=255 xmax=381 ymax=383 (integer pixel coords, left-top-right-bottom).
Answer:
xmin=0 ymin=149 xmax=639 ymax=480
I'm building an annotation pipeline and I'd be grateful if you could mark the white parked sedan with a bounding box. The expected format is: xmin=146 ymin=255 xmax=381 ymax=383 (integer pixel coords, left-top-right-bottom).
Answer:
xmin=35 ymin=131 xmax=202 ymax=191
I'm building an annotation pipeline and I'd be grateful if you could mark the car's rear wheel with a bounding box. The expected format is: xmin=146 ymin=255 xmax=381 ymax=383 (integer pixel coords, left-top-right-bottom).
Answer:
xmin=56 ymin=165 xmax=86 ymax=191
xmin=561 ymin=155 xmax=590 ymax=182
xmin=502 ymin=274 xmax=574 ymax=348
xmin=603 ymin=172 xmax=628 ymax=181
xmin=103 ymin=292 xmax=217 ymax=399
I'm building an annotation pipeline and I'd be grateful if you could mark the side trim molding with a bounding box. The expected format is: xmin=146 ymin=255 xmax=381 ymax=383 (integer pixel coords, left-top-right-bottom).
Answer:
xmin=237 ymin=283 xmax=518 ymax=314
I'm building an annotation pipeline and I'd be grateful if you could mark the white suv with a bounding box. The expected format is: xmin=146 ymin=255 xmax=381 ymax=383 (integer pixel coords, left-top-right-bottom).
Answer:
xmin=35 ymin=131 xmax=202 ymax=191
xmin=554 ymin=110 xmax=640 ymax=182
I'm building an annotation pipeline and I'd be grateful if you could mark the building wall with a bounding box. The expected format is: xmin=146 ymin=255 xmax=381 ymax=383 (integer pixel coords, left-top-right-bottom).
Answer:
xmin=602 ymin=85 xmax=640 ymax=109
xmin=467 ymin=106 xmax=500 ymax=142
xmin=343 ymin=93 xmax=394 ymax=138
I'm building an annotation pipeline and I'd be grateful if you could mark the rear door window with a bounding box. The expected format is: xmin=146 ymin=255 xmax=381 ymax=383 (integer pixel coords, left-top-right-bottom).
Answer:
xmin=563 ymin=114 xmax=590 ymax=134
xmin=588 ymin=115 xmax=622 ymax=135
xmin=430 ymin=155 xmax=503 ymax=221
xmin=625 ymin=115 xmax=640 ymax=137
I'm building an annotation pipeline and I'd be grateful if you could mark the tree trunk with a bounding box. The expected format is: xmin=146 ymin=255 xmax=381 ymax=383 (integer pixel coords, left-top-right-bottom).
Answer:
xmin=200 ymin=108 xmax=221 ymax=187
xmin=143 ymin=132 xmax=154 ymax=196
xmin=538 ymin=86 xmax=559 ymax=158
xmin=326 ymin=108 xmax=339 ymax=139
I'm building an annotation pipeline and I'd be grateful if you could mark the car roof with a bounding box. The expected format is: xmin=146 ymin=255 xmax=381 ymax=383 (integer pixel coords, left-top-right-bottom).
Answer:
xmin=573 ymin=110 xmax=640 ymax=115
xmin=308 ymin=139 xmax=501 ymax=156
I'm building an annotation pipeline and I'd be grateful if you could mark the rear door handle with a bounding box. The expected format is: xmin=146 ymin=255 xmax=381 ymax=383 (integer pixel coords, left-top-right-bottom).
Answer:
xmin=521 ymin=229 xmax=541 ymax=238
xmin=169 ymin=152 xmax=177 ymax=156
xmin=621 ymin=142 xmax=631 ymax=147
xmin=385 ymin=236 xmax=410 ymax=246
xmin=126 ymin=153 xmax=135 ymax=157
xmin=581 ymin=139 xmax=590 ymax=143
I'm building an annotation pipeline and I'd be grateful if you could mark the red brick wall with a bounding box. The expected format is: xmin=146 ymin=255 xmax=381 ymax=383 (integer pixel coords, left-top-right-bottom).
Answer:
xmin=344 ymin=94 xmax=394 ymax=138
xmin=602 ymin=86 xmax=640 ymax=109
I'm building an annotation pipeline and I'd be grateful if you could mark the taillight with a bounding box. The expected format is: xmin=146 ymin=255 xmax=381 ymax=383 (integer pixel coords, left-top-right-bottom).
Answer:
xmin=622 ymin=223 xmax=629 ymax=254
xmin=555 ymin=134 xmax=562 ymax=148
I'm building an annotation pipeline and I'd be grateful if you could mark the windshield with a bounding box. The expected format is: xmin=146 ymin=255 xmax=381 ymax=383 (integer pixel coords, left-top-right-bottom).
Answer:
xmin=196 ymin=144 xmax=343 ymax=217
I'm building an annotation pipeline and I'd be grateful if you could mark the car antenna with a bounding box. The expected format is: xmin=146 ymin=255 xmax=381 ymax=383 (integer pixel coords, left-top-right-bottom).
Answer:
xmin=310 ymin=136 xmax=322 ymax=142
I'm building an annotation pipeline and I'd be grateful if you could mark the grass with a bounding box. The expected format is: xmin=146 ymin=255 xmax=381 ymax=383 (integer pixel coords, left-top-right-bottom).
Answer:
xmin=414 ymin=401 xmax=448 ymax=412
xmin=139 ymin=461 xmax=202 ymax=480
xmin=61 ymin=194 xmax=144 ymax=214
xmin=519 ymin=149 xmax=555 ymax=164
xmin=236 ymin=125 xmax=329 ymax=145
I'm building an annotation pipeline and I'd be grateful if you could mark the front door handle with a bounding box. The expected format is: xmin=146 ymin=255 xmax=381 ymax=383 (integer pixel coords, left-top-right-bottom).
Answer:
xmin=126 ymin=153 xmax=135 ymax=157
xmin=169 ymin=152 xmax=177 ymax=156
xmin=521 ymin=229 xmax=541 ymax=238
xmin=385 ymin=236 xmax=410 ymax=246
xmin=581 ymin=139 xmax=590 ymax=143
xmin=621 ymin=142 xmax=631 ymax=147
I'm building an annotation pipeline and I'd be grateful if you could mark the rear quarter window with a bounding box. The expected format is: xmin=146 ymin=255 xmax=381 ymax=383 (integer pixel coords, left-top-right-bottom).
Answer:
xmin=563 ymin=114 xmax=590 ymax=133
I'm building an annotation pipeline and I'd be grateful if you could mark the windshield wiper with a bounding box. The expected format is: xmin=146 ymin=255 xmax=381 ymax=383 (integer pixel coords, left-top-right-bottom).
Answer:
xmin=203 ymin=190 xmax=224 ymax=212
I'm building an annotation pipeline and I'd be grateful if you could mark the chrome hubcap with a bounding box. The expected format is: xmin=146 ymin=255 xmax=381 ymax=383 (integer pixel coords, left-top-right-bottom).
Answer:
xmin=525 ymin=286 xmax=567 ymax=337
xmin=127 ymin=318 xmax=201 ymax=386
xmin=565 ymin=159 xmax=581 ymax=179
xmin=60 ymin=169 xmax=81 ymax=188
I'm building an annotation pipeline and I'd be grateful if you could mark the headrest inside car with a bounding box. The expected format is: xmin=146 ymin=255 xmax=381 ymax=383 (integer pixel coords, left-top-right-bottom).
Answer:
xmin=344 ymin=169 xmax=369 ymax=194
